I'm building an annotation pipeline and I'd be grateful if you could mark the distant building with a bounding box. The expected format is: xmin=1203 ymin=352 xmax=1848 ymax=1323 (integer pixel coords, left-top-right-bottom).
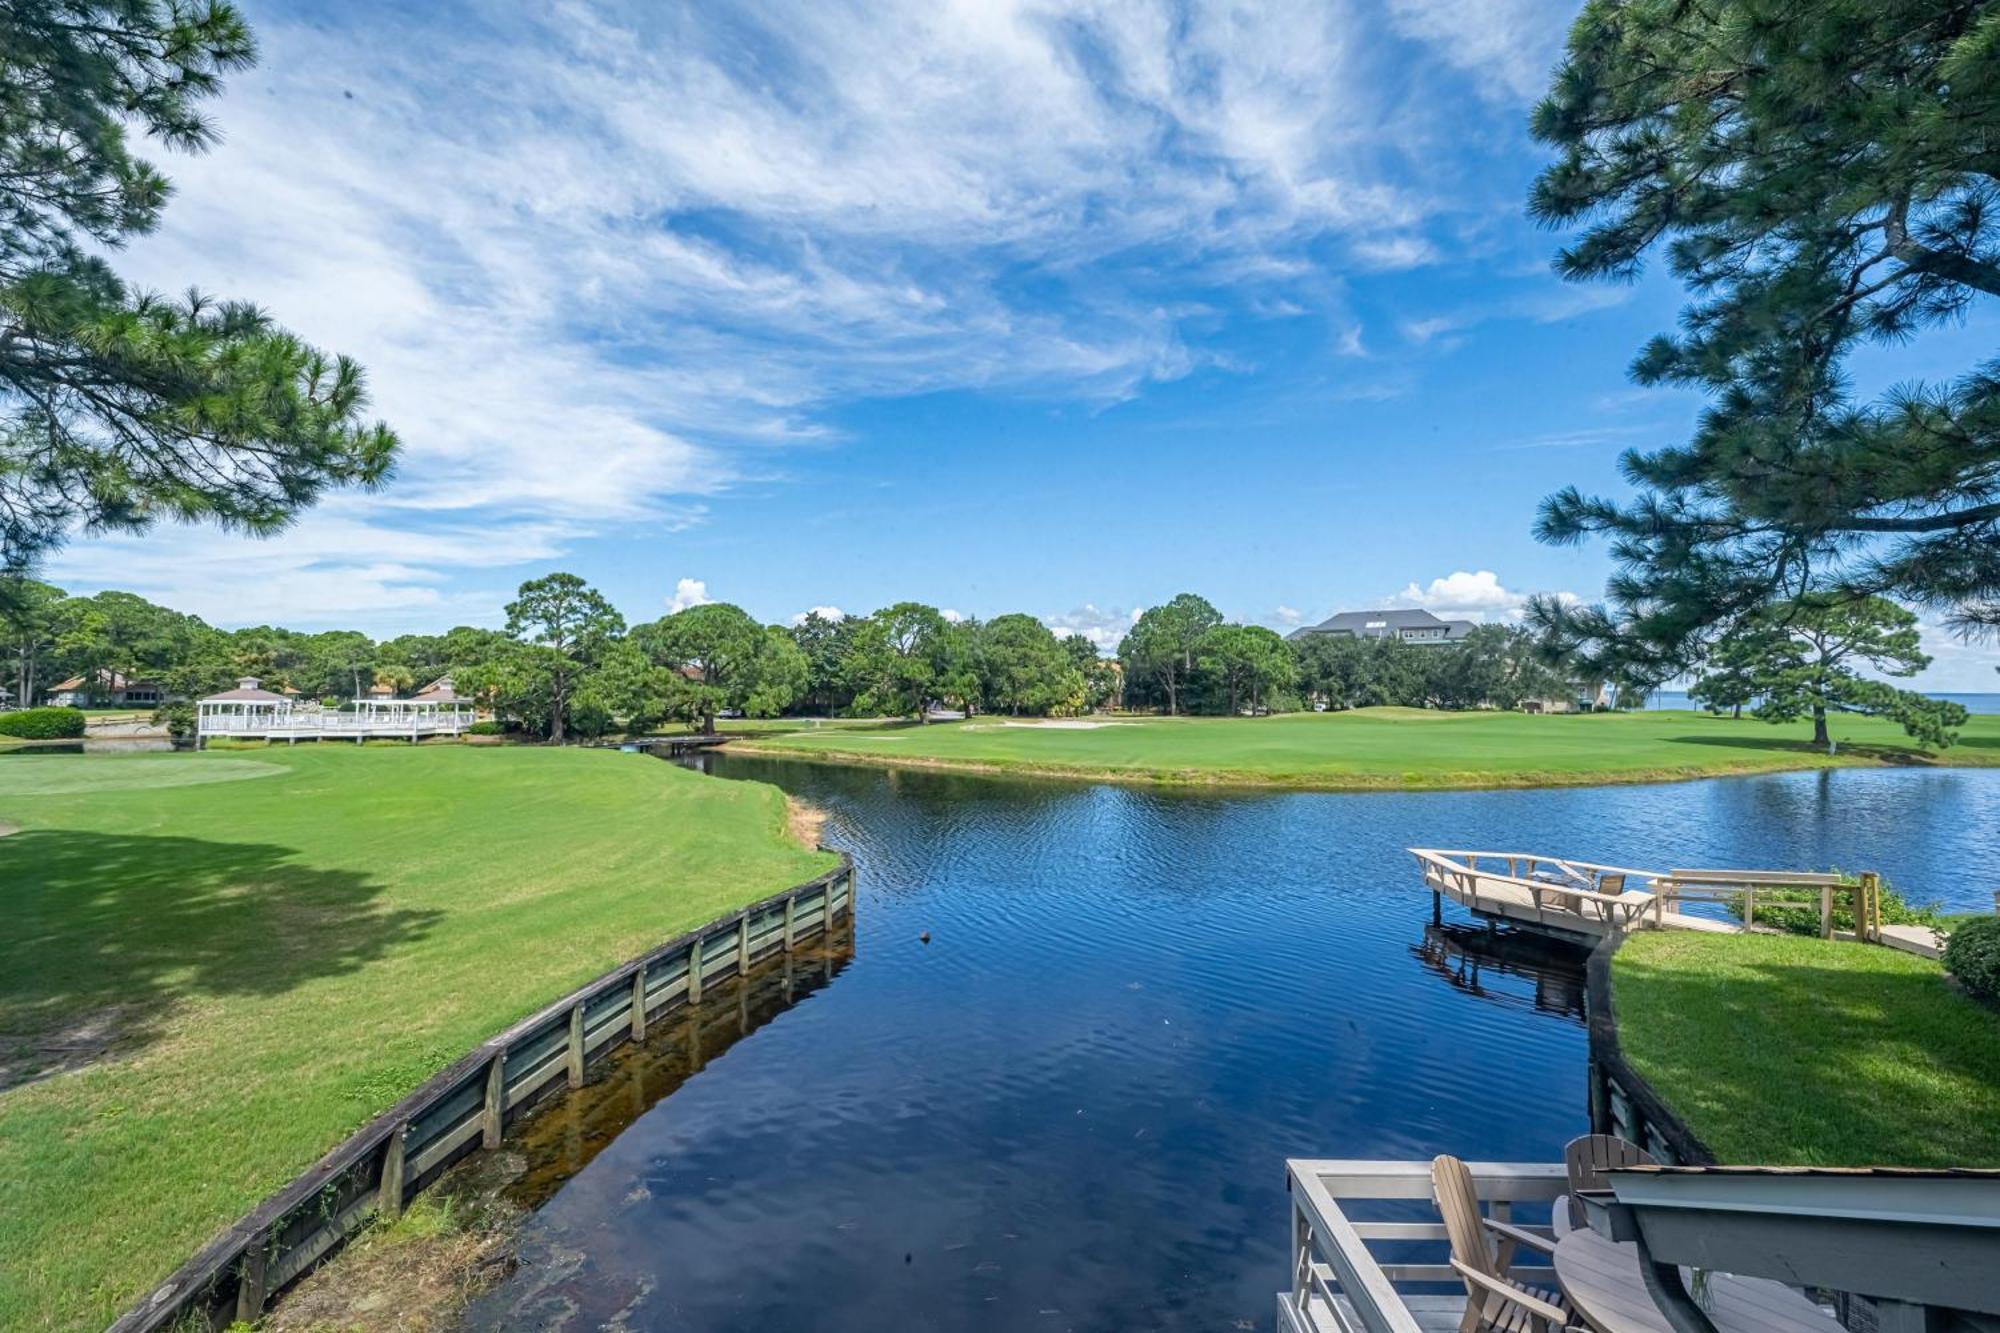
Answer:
xmin=46 ymin=669 xmax=171 ymax=707
xmin=411 ymin=675 xmax=464 ymax=703
xmin=1286 ymin=609 xmax=1475 ymax=647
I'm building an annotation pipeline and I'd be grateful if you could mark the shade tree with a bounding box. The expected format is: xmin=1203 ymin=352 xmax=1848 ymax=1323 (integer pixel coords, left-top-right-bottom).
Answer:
xmin=494 ymin=573 xmax=625 ymax=742
xmin=1733 ymin=596 xmax=1965 ymax=751
xmin=1118 ymin=594 xmax=1222 ymax=715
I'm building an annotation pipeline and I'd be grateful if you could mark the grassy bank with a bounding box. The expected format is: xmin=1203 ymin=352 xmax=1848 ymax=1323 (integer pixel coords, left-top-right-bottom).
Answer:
xmin=727 ymin=707 xmax=2000 ymax=790
xmin=0 ymin=745 xmax=834 ymax=1332
xmin=1611 ymin=932 xmax=2000 ymax=1167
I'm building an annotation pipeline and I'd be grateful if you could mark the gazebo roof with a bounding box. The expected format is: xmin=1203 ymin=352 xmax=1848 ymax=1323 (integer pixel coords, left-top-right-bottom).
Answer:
xmin=200 ymin=676 xmax=288 ymax=704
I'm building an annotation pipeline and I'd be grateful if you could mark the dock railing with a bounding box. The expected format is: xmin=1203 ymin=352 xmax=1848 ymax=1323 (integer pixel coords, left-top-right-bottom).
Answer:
xmin=1282 ymin=1160 xmax=1566 ymax=1333
xmin=1652 ymin=868 xmax=1875 ymax=941
xmin=1409 ymin=850 xmax=1666 ymax=935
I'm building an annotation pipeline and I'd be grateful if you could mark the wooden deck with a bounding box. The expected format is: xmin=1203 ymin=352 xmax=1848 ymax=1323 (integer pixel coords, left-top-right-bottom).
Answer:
xmin=1409 ymin=850 xmax=1740 ymax=944
xmin=1279 ymin=1159 xmax=1567 ymax=1333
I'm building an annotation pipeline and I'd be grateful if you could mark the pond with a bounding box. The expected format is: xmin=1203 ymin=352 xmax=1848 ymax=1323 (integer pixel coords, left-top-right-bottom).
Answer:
xmin=464 ymin=759 xmax=2000 ymax=1332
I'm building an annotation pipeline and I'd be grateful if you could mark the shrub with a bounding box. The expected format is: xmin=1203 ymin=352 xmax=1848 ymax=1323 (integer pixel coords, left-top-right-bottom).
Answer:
xmin=0 ymin=706 xmax=86 ymax=739
xmin=1944 ymin=917 xmax=2000 ymax=1004
xmin=466 ymin=720 xmax=506 ymax=736
xmin=153 ymin=703 xmax=196 ymax=740
xmin=1727 ymin=873 xmax=1943 ymax=936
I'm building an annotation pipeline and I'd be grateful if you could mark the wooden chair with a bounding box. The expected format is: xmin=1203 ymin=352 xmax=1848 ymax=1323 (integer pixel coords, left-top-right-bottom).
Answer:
xmin=1561 ymin=1134 xmax=1658 ymax=1229
xmin=1431 ymin=1155 xmax=1573 ymax=1333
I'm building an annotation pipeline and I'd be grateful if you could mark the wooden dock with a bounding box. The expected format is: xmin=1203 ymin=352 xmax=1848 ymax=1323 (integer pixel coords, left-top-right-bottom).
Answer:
xmin=1408 ymin=850 xmax=1735 ymax=945
xmin=1407 ymin=852 xmax=1946 ymax=954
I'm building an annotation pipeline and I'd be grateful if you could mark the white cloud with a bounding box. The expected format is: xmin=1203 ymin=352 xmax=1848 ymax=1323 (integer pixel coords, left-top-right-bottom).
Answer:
xmin=37 ymin=0 xmax=1547 ymax=622
xmin=667 ymin=578 xmax=714 ymax=613
xmin=1043 ymin=603 xmax=1140 ymax=653
xmin=42 ymin=503 xmax=569 ymax=631
xmin=1385 ymin=570 xmax=1578 ymax=623
xmin=1385 ymin=0 xmax=1576 ymax=102
xmin=790 ymin=605 xmax=847 ymax=625
xmin=1904 ymin=612 xmax=2000 ymax=693
xmin=940 ymin=608 xmax=965 ymax=623
xmin=1274 ymin=605 xmax=1304 ymax=626
xmin=1350 ymin=234 xmax=1437 ymax=270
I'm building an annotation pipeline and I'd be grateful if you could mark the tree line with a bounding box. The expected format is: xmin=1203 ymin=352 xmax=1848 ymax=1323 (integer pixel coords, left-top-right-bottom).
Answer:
xmin=0 ymin=577 xmax=1596 ymax=737
xmin=5 ymin=573 xmax=1968 ymax=750
xmin=0 ymin=574 xmax=1119 ymax=741
xmin=1114 ymin=593 xmax=1590 ymax=715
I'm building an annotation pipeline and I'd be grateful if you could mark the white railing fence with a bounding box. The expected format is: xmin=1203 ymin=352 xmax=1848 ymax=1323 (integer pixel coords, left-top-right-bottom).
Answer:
xmin=198 ymin=710 xmax=474 ymax=737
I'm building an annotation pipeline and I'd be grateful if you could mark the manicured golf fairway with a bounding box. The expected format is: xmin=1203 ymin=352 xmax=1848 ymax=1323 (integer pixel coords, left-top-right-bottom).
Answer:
xmin=732 ymin=707 xmax=2000 ymax=788
xmin=0 ymin=745 xmax=833 ymax=1332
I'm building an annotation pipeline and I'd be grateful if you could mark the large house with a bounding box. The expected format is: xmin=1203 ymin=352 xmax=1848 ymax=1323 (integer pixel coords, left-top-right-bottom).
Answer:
xmin=46 ymin=669 xmax=172 ymax=708
xmin=1286 ymin=608 xmax=1475 ymax=647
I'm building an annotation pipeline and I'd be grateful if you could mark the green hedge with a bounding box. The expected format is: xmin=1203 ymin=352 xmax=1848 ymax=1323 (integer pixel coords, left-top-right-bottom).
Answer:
xmin=466 ymin=720 xmax=507 ymax=736
xmin=0 ymin=707 xmax=87 ymax=740
xmin=1944 ymin=917 xmax=2000 ymax=1004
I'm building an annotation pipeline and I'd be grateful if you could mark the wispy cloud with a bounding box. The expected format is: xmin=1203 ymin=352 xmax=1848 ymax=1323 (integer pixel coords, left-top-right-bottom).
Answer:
xmin=1384 ymin=0 xmax=1574 ymax=102
xmin=48 ymin=0 xmax=1590 ymax=627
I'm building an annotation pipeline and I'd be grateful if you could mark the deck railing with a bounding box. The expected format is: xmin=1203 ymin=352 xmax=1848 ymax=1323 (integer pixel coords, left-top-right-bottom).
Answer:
xmin=1281 ymin=1159 xmax=1566 ymax=1333
xmin=197 ymin=711 xmax=473 ymax=737
xmin=1408 ymin=849 xmax=1665 ymax=933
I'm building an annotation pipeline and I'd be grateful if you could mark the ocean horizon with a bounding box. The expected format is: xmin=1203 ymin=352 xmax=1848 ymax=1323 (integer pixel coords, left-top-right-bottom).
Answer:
xmin=1649 ymin=690 xmax=2000 ymax=716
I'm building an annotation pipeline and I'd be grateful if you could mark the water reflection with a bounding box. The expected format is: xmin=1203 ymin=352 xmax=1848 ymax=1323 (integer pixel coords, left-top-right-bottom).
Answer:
xmin=0 ymin=737 xmax=178 ymax=755
xmin=1411 ymin=923 xmax=1588 ymax=1024
xmin=466 ymin=921 xmax=856 ymax=1330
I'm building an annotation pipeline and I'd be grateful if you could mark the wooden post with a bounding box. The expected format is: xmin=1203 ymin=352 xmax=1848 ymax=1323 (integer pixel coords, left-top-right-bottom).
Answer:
xmin=630 ymin=965 xmax=648 ymax=1041
xmin=1431 ymin=889 xmax=1442 ymax=925
xmin=1820 ymin=883 xmax=1834 ymax=940
xmin=737 ymin=913 xmax=751 ymax=975
xmin=378 ymin=1125 xmax=408 ymax=1219
xmin=1861 ymin=872 xmax=1882 ymax=943
xmin=481 ymin=1050 xmax=506 ymax=1149
xmin=687 ymin=936 xmax=704 ymax=1004
xmin=1743 ymin=885 xmax=1756 ymax=930
xmin=235 ymin=1237 xmax=268 ymax=1321
xmin=566 ymin=1001 xmax=584 ymax=1089
xmin=783 ymin=893 xmax=797 ymax=950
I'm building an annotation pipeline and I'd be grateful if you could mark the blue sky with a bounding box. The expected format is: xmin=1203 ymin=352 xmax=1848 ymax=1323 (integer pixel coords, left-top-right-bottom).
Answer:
xmin=46 ymin=0 xmax=2000 ymax=687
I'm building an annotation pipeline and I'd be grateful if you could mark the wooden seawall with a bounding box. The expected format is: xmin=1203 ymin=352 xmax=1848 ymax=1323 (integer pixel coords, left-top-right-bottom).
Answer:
xmin=109 ymin=858 xmax=856 ymax=1333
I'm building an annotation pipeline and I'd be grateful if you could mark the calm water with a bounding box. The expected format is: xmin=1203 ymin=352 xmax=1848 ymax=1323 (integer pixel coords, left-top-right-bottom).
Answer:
xmin=464 ymin=760 xmax=2000 ymax=1332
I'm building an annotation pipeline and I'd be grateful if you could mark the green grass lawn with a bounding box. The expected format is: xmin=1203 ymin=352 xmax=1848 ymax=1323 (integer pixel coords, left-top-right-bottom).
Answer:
xmin=1611 ymin=932 xmax=2000 ymax=1167
xmin=729 ymin=707 xmax=2000 ymax=789
xmin=0 ymin=745 xmax=834 ymax=1333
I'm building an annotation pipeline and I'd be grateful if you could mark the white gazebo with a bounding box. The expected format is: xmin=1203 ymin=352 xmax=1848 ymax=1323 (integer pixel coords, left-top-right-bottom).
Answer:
xmin=196 ymin=677 xmax=296 ymax=744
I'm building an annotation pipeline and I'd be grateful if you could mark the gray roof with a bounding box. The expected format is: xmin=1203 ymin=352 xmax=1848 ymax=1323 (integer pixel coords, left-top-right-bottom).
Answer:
xmin=1288 ymin=608 xmax=1477 ymax=642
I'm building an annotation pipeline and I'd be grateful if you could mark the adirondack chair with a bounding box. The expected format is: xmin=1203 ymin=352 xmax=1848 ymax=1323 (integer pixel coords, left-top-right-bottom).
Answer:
xmin=1561 ymin=1134 xmax=1658 ymax=1230
xmin=1431 ymin=1155 xmax=1574 ymax=1333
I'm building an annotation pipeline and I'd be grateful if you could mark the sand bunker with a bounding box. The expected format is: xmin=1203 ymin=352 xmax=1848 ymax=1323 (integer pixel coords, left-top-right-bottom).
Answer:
xmin=996 ymin=719 xmax=1128 ymax=730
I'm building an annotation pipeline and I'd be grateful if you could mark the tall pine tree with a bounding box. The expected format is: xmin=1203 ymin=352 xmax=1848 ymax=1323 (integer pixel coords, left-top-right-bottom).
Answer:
xmin=0 ymin=1 xmax=397 ymax=570
xmin=1528 ymin=1 xmax=2000 ymax=669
